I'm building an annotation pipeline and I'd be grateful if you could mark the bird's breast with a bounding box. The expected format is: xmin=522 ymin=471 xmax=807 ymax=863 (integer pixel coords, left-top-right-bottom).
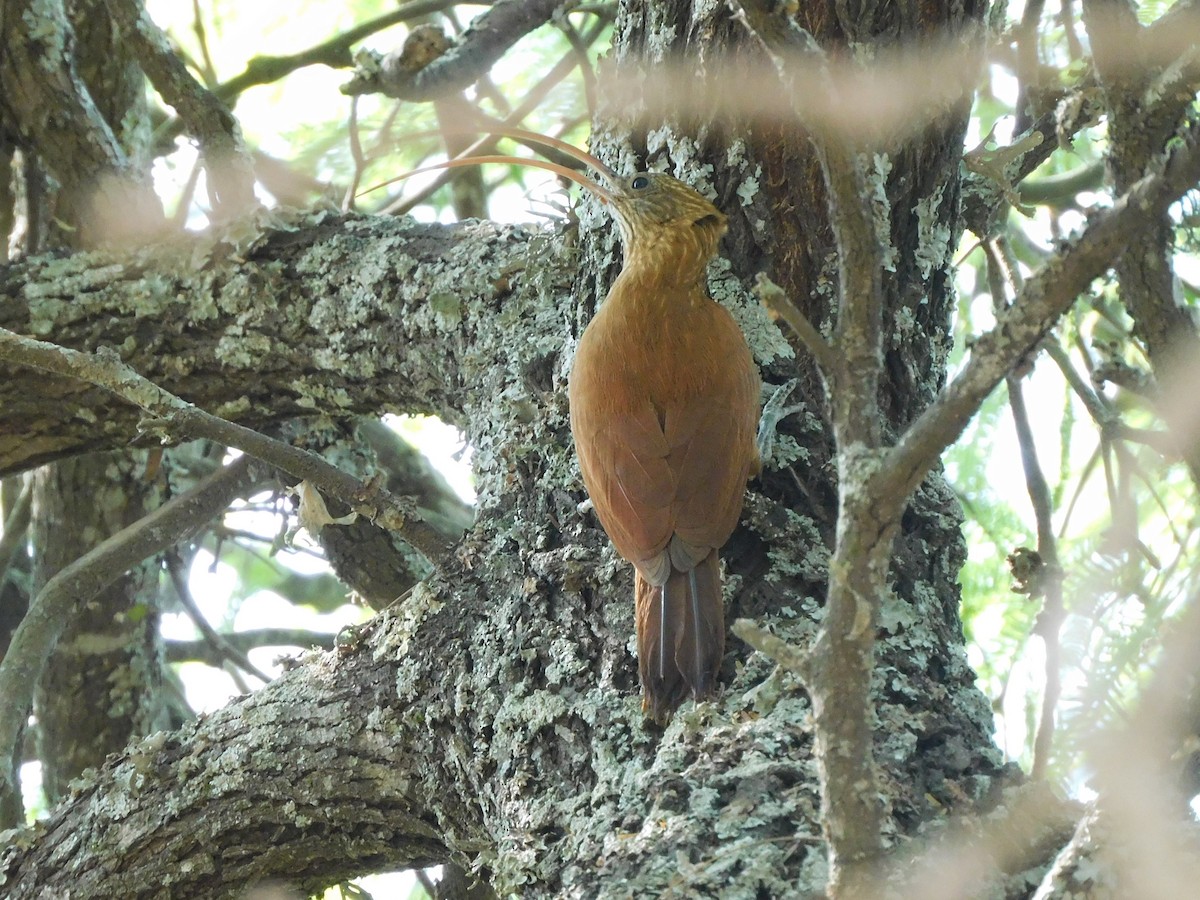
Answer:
xmin=572 ymin=287 xmax=751 ymax=414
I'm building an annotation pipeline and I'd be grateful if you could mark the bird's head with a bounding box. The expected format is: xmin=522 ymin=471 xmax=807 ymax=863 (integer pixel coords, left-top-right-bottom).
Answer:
xmin=377 ymin=125 xmax=727 ymax=268
xmin=604 ymin=171 xmax=727 ymax=272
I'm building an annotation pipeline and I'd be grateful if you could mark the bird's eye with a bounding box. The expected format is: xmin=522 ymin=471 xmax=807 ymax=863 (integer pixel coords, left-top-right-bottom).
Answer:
xmin=630 ymin=175 xmax=650 ymax=190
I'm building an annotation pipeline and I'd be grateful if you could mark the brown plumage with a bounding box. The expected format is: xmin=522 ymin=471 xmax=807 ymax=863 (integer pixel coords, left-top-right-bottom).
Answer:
xmin=389 ymin=131 xmax=760 ymax=721
xmin=568 ymin=173 xmax=760 ymax=723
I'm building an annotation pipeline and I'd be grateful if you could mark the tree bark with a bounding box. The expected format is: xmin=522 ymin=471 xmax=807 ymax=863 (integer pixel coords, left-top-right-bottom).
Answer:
xmin=15 ymin=0 xmax=1200 ymax=895
xmin=0 ymin=214 xmax=541 ymax=478
xmin=0 ymin=1 xmax=1020 ymax=896
xmin=31 ymin=450 xmax=169 ymax=803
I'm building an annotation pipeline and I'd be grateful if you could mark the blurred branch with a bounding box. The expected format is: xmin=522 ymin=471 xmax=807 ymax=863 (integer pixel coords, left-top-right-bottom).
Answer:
xmin=0 ymin=0 xmax=162 ymax=244
xmin=889 ymin=113 xmax=1200 ymax=511
xmin=984 ymin=239 xmax=1065 ymax=781
xmin=107 ymin=0 xmax=257 ymax=219
xmin=344 ymin=97 xmax=369 ymax=211
xmin=253 ymin=151 xmax=333 ymax=207
xmin=1083 ymin=0 xmax=1200 ymax=487
xmin=343 ymin=0 xmax=560 ymax=101
xmin=165 ymin=629 xmax=337 ymax=663
xmin=0 ymin=454 xmax=265 ymax=827
xmin=1018 ymin=160 xmax=1106 ymax=206
xmin=189 ymin=0 xmax=218 ymax=86
xmin=0 ymin=140 xmax=13 ymax=264
xmin=357 ymin=420 xmax=473 ymax=535
xmin=556 ymin=15 xmax=599 ymax=118
xmin=0 ymin=329 xmax=458 ymax=576
xmin=167 ymin=556 xmax=272 ymax=684
xmin=1041 ymin=338 xmax=1113 ymax=426
xmin=894 ymin=782 xmax=1079 ymax=898
xmin=0 ymin=478 xmax=32 ymax=591
xmin=1060 ymin=0 xmax=1086 ymax=61
xmin=1053 ymin=589 xmax=1200 ymax=893
xmin=1013 ymin=0 xmax=1047 ymax=135
xmin=223 ymin=0 xmax=472 ymax=96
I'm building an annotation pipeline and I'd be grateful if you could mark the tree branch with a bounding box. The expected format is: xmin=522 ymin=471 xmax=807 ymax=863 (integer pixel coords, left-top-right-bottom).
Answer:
xmin=0 ymin=329 xmax=456 ymax=574
xmin=0 ymin=213 xmax=547 ymax=477
xmin=106 ymin=0 xmax=257 ymax=218
xmin=888 ymin=114 xmax=1200 ymax=511
xmin=733 ymin=4 xmax=893 ymax=891
xmin=167 ymin=559 xmax=272 ymax=684
xmin=0 ymin=454 xmax=266 ymax=825
xmin=1083 ymin=0 xmax=1200 ymax=487
xmin=343 ymin=0 xmax=561 ymax=102
xmin=0 ymin=632 xmax=452 ymax=894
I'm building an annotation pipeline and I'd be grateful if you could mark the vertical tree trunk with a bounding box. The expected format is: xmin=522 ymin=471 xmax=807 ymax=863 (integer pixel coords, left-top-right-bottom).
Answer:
xmin=21 ymin=0 xmax=172 ymax=805
xmin=31 ymin=451 xmax=169 ymax=801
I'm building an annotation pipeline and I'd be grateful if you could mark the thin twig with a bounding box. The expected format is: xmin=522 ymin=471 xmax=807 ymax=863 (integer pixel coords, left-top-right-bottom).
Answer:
xmin=731 ymin=619 xmax=808 ymax=676
xmin=983 ymin=239 xmax=1065 ymax=780
xmin=190 ymin=0 xmax=219 ymax=86
xmin=416 ymin=868 xmax=438 ymax=895
xmin=165 ymin=628 xmax=336 ymax=663
xmin=343 ymin=96 xmax=367 ymax=212
xmin=0 ymin=478 xmax=32 ymax=590
xmin=557 ymin=16 xmax=599 ymax=119
xmin=752 ymin=273 xmax=839 ymax=375
xmin=167 ymin=557 xmax=272 ymax=684
xmin=1014 ymin=0 xmax=1047 ymax=135
xmin=994 ymin=239 xmax=1114 ymax=429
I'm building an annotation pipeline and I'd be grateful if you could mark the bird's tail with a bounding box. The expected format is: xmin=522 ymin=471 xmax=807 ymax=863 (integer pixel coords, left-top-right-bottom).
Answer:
xmin=635 ymin=550 xmax=724 ymax=723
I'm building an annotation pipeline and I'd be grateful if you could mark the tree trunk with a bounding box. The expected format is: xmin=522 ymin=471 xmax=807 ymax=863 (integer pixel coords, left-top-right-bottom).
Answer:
xmin=30 ymin=0 xmax=1200 ymax=894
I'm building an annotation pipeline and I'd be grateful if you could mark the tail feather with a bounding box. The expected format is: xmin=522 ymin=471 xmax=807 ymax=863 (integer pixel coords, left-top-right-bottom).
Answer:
xmin=635 ymin=551 xmax=724 ymax=723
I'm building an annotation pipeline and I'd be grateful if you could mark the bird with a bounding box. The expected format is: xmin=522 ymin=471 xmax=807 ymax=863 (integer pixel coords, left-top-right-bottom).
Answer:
xmin=386 ymin=128 xmax=761 ymax=722
xmin=566 ymin=171 xmax=760 ymax=722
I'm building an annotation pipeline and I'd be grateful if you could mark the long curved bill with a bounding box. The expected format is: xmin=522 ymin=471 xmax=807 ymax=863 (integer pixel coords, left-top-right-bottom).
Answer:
xmin=363 ymin=153 xmax=616 ymax=203
xmin=453 ymin=124 xmax=621 ymax=185
xmin=362 ymin=123 xmax=621 ymax=202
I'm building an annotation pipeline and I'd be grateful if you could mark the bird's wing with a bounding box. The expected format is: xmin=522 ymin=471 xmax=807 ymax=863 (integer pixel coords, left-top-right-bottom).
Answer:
xmin=573 ymin=398 xmax=676 ymax=579
xmin=663 ymin=391 xmax=758 ymax=567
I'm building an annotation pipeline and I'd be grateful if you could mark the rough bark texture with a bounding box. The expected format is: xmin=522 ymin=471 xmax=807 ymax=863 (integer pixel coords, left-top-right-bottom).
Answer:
xmin=1 ymin=2 xmax=1016 ymax=898
xmin=31 ymin=451 xmax=169 ymax=803
xmin=2 ymin=644 xmax=450 ymax=896
xmin=15 ymin=0 xmax=172 ymax=824
xmin=0 ymin=213 xmax=544 ymax=478
xmin=16 ymin=0 xmax=1171 ymax=895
